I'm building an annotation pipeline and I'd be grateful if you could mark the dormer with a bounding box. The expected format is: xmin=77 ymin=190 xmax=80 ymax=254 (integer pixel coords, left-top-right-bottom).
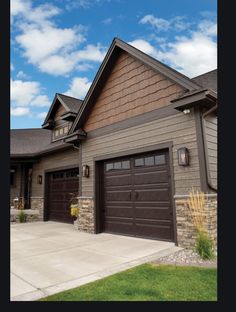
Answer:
xmin=42 ymin=93 xmax=83 ymax=142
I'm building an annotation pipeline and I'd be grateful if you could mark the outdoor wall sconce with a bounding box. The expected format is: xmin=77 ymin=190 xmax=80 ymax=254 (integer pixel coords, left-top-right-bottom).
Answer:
xmin=177 ymin=147 xmax=189 ymax=166
xmin=82 ymin=165 xmax=90 ymax=178
xmin=37 ymin=175 xmax=42 ymax=184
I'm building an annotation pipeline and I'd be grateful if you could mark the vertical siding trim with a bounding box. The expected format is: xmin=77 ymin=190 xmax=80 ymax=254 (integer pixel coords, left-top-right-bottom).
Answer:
xmin=194 ymin=106 xmax=208 ymax=192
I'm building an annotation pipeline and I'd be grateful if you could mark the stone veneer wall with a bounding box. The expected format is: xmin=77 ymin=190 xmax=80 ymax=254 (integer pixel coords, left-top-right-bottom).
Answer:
xmin=175 ymin=193 xmax=217 ymax=248
xmin=30 ymin=197 xmax=44 ymax=221
xmin=77 ymin=197 xmax=95 ymax=233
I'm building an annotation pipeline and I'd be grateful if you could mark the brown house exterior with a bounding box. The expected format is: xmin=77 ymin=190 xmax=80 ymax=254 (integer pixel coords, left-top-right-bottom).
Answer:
xmin=10 ymin=38 xmax=217 ymax=248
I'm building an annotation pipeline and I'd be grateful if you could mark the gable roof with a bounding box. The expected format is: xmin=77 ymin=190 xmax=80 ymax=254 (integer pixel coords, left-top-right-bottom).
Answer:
xmin=191 ymin=69 xmax=217 ymax=92
xmin=69 ymin=37 xmax=201 ymax=133
xmin=11 ymin=128 xmax=70 ymax=158
xmin=42 ymin=93 xmax=83 ymax=128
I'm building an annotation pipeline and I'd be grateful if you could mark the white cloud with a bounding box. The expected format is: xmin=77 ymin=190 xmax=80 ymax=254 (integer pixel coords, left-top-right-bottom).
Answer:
xmin=131 ymin=17 xmax=217 ymax=77
xmin=140 ymin=15 xmax=171 ymax=32
xmin=11 ymin=107 xmax=31 ymax=117
xmin=139 ymin=14 xmax=191 ymax=32
xmin=16 ymin=70 xmax=31 ymax=79
xmin=31 ymin=95 xmax=51 ymax=107
xmin=11 ymin=79 xmax=41 ymax=106
xmin=11 ymin=79 xmax=51 ymax=107
xmin=102 ymin=17 xmax=112 ymax=25
xmin=36 ymin=112 xmax=48 ymax=119
xmin=75 ymin=44 xmax=106 ymax=62
xmin=65 ymin=77 xmax=92 ymax=99
xmin=11 ymin=64 xmax=14 ymax=71
xmin=11 ymin=0 xmax=107 ymax=76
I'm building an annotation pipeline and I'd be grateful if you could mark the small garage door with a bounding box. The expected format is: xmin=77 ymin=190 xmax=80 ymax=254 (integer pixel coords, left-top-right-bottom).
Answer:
xmin=102 ymin=150 xmax=174 ymax=241
xmin=47 ymin=168 xmax=79 ymax=223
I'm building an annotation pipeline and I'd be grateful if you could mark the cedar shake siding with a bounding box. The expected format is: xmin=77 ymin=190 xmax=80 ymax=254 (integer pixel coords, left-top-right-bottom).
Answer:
xmin=84 ymin=51 xmax=184 ymax=132
xmin=203 ymin=113 xmax=217 ymax=189
xmin=31 ymin=148 xmax=80 ymax=198
xmin=81 ymin=110 xmax=201 ymax=197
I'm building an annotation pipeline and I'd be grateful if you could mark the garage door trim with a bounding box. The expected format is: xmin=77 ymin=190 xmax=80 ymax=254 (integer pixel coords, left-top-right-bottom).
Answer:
xmin=94 ymin=142 xmax=177 ymax=244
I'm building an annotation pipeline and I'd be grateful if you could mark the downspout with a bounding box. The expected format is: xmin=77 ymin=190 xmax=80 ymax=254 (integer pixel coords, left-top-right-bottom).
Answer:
xmin=201 ymin=103 xmax=218 ymax=192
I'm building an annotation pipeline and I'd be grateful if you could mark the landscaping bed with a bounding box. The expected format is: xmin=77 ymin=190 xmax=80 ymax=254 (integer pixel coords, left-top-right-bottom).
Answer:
xmin=152 ymin=248 xmax=217 ymax=268
xmin=40 ymin=264 xmax=217 ymax=301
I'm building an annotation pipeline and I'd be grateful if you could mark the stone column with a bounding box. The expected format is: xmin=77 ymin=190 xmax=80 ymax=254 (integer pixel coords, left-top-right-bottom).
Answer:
xmin=174 ymin=193 xmax=217 ymax=248
xmin=77 ymin=197 xmax=95 ymax=233
xmin=30 ymin=197 xmax=44 ymax=221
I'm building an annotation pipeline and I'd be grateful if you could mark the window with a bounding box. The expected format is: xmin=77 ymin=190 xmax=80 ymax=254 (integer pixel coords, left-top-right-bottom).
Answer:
xmin=105 ymin=160 xmax=130 ymax=171
xmin=135 ymin=158 xmax=144 ymax=167
xmin=53 ymin=123 xmax=71 ymax=140
xmin=144 ymin=156 xmax=154 ymax=166
xmin=155 ymin=154 xmax=166 ymax=165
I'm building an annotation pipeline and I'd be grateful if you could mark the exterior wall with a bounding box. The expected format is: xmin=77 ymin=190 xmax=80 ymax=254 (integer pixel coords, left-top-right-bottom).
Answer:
xmin=203 ymin=112 xmax=217 ymax=189
xmin=175 ymin=194 xmax=217 ymax=248
xmin=30 ymin=147 xmax=80 ymax=217
xmin=76 ymin=197 xmax=95 ymax=233
xmin=81 ymin=110 xmax=201 ymax=198
xmin=84 ymin=51 xmax=184 ymax=132
xmin=10 ymin=164 xmax=22 ymax=205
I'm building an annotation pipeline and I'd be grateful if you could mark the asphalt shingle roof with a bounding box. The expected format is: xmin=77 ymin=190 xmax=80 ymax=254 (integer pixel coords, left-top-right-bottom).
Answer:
xmin=191 ymin=69 xmax=217 ymax=92
xmin=10 ymin=128 xmax=67 ymax=156
xmin=57 ymin=94 xmax=83 ymax=114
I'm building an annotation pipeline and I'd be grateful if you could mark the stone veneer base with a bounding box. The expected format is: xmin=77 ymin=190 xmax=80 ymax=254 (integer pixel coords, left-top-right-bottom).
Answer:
xmin=174 ymin=193 xmax=217 ymax=248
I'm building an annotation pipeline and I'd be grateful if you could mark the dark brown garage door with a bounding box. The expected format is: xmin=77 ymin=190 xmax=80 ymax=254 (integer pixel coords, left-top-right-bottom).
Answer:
xmin=47 ymin=168 xmax=79 ymax=223
xmin=102 ymin=150 xmax=174 ymax=241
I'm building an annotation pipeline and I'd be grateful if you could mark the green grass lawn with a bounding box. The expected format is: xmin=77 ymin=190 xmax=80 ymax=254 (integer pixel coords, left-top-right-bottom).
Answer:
xmin=41 ymin=264 xmax=217 ymax=301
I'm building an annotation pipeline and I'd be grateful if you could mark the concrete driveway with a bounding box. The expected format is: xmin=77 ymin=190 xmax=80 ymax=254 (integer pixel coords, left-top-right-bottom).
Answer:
xmin=11 ymin=221 xmax=179 ymax=301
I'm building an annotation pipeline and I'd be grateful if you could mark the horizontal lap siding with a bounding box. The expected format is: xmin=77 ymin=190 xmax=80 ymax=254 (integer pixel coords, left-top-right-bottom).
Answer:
xmin=10 ymin=164 xmax=21 ymax=202
xmin=82 ymin=111 xmax=200 ymax=196
xmin=31 ymin=148 xmax=80 ymax=197
xmin=204 ymin=113 xmax=217 ymax=189
xmin=84 ymin=51 xmax=184 ymax=132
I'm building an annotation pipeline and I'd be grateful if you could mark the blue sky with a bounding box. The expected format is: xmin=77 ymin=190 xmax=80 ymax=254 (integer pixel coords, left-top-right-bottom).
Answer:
xmin=11 ymin=0 xmax=217 ymax=129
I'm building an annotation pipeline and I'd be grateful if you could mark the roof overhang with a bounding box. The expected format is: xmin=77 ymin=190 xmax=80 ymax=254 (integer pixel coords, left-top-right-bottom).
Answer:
xmin=10 ymin=144 xmax=72 ymax=159
xmin=64 ymin=129 xmax=87 ymax=144
xmin=172 ymin=89 xmax=217 ymax=111
xmin=42 ymin=119 xmax=55 ymax=129
xmin=60 ymin=112 xmax=77 ymax=121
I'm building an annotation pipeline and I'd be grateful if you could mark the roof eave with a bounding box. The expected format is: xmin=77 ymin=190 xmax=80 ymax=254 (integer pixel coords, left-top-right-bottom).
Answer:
xmin=172 ymin=89 xmax=217 ymax=111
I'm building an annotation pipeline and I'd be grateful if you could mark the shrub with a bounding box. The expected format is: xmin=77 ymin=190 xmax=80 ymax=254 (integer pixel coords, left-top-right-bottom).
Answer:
xmin=18 ymin=210 xmax=27 ymax=223
xmin=195 ymin=229 xmax=214 ymax=260
xmin=187 ymin=188 xmax=214 ymax=260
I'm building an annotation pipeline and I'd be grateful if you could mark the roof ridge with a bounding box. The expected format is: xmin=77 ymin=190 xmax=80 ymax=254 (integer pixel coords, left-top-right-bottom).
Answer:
xmin=57 ymin=93 xmax=83 ymax=101
xmin=192 ymin=69 xmax=217 ymax=79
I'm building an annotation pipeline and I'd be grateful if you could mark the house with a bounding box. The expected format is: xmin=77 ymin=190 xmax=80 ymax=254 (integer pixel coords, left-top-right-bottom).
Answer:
xmin=10 ymin=38 xmax=217 ymax=247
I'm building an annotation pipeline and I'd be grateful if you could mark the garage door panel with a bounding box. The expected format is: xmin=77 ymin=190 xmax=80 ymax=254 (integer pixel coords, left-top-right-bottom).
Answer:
xmin=105 ymin=190 xmax=131 ymax=202
xmin=133 ymin=170 xmax=169 ymax=185
xmin=135 ymin=206 xmax=171 ymax=220
xmin=104 ymin=174 xmax=132 ymax=187
xmin=105 ymin=220 xmax=135 ymax=235
xmin=135 ymin=188 xmax=170 ymax=202
xmin=135 ymin=223 xmax=173 ymax=240
xmin=106 ymin=206 xmax=133 ymax=218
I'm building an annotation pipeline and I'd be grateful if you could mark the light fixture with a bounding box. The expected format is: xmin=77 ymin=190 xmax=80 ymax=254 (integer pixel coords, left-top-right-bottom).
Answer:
xmin=82 ymin=165 xmax=90 ymax=178
xmin=37 ymin=175 xmax=42 ymax=184
xmin=183 ymin=109 xmax=191 ymax=114
xmin=177 ymin=147 xmax=189 ymax=166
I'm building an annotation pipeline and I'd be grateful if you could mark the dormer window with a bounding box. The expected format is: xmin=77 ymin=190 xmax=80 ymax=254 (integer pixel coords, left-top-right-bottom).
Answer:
xmin=53 ymin=123 xmax=71 ymax=141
